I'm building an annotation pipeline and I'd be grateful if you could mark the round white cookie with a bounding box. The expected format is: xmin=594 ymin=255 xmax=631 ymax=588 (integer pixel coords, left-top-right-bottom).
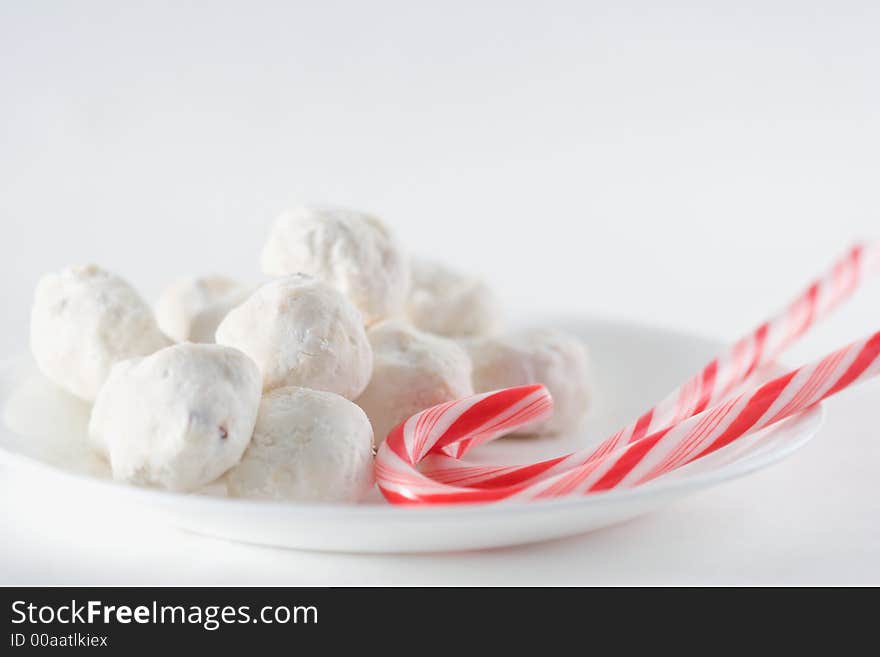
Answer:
xmin=464 ymin=329 xmax=591 ymax=436
xmin=356 ymin=320 xmax=473 ymax=444
xmin=406 ymin=259 xmax=502 ymax=337
xmin=88 ymin=343 xmax=262 ymax=491
xmin=155 ymin=275 xmax=250 ymax=343
xmin=260 ymin=206 xmax=409 ymax=324
xmin=215 ymin=274 xmax=373 ymax=398
xmin=189 ymin=286 xmax=252 ymax=344
xmin=226 ymin=387 xmax=374 ymax=503
xmin=30 ymin=264 xmax=171 ymax=401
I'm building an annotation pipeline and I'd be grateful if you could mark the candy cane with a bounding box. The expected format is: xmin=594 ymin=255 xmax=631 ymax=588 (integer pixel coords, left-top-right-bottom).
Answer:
xmin=443 ymin=242 xmax=879 ymax=462
xmin=376 ymin=330 xmax=880 ymax=504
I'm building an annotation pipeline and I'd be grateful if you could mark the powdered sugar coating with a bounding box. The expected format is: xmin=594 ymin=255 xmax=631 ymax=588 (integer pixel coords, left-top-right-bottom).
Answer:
xmin=155 ymin=275 xmax=250 ymax=343
xmin=215 ymin=274 xmax=373 ymax=398
xmin=30 ymin=265 xmax=171 ymax=401
xmin=356 ymin=320 xmax=473 ymax=444
xmin=88 ymin=343 xmax=262 ymax=491
xmin=464 ymin=329 xmax=591 ymax=435
xmin=260 ymin=206 xmax=409 ymax=324
xmin=225 ymin=386 xmax=374 ymax=503
xmin=406 ymin=259 xmax=502 ymax=337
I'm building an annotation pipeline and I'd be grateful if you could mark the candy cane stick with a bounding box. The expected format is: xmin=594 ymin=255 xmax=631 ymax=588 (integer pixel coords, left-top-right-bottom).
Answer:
xmin=376 ymin=330 xmax=880 ymax=504
xmin=440 ymin=242 xmax=879 ymax=486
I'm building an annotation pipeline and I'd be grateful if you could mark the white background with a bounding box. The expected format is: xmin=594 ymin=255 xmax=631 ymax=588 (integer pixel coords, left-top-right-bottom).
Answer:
xmin=1 ymin=1 xmax=878 ymax=584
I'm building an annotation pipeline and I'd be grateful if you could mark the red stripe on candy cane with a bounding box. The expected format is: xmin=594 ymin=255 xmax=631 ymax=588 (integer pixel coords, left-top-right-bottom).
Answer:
xmin=824 ymin=332 xmax=880 ymax=397
xmin=690 ymin=360 xmax=719 ymax=416
xmin=629 ymin=409 xmax=656 ymax=444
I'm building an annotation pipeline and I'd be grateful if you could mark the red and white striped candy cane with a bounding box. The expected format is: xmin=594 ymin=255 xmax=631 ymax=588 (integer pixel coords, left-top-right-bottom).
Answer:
xmin=376 ymin=331 xmax=880 ymax=504
xmin=443 ymin=242 xmax=879 ymax=462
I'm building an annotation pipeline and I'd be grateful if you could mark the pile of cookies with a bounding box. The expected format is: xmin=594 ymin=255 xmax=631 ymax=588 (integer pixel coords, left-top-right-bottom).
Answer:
xmin=29 ymin=207 xmax=591 ymax=503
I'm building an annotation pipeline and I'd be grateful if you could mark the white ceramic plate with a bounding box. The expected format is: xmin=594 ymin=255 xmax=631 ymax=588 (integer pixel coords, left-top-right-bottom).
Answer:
xmin=0 ymin=317 xmax=822 ymax=553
